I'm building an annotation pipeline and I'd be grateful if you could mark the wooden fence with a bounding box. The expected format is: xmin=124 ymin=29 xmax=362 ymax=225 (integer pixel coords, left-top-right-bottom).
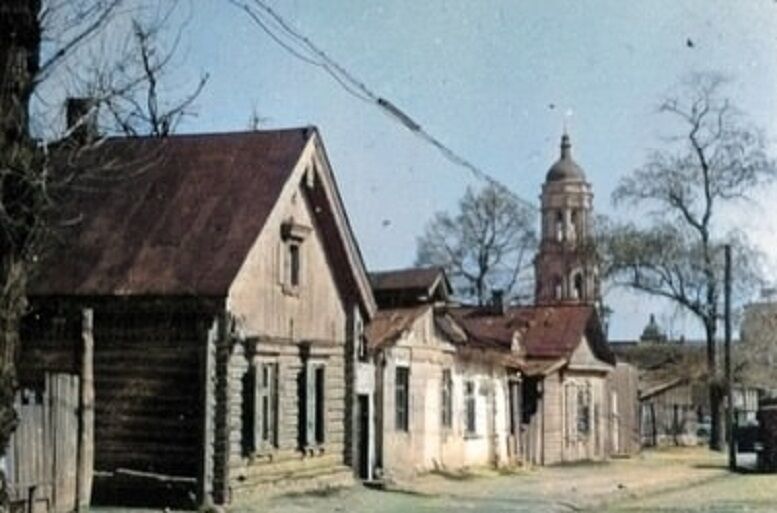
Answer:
xmin=6 ymin=372 xmax=87 ymax=513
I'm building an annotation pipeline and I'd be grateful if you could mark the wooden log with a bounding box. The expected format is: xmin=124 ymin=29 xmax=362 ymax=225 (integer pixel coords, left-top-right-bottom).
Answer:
xmin=77 ymin=308 xmax=94 ymax=511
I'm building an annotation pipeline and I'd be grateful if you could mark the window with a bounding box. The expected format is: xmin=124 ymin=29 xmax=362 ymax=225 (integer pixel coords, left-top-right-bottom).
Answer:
xmin=301 ymin=362 xmax=326 ymax=448
xmin=464 ymin=380 xmax=477 ymax=435
xmin=395 ymin=367 xmax=410 ymax=431
xmin=289 ymin=243 xmax=300 ymax=287
xmin=577 ymin=385 xmax=591 ymax=435
xmin=315 ymin=366 xmax=326 ymax=444
xmin=555 ymin=211 xmax=564 ymax=241
xmin=356 ymin=317 xmax=368 ymax=362
xmin=553 ymin=275 xmax=563 ymax=300
xmin=441 ymin=369 xmax=453 ymax=428
xmin=573 ymin=272 xmax=583 ymax=300
xmin=282 ymin=241 xmax=302 ymax=291
xmin=257 ymin=362 xmax=278 ymax=448
xmin=243 ymin=361 xmax=278 ymax=454
xmin=570 ymin=210 xmax=578 ymax=241
xmin=279 ymin=219 xmax=310 ymax=293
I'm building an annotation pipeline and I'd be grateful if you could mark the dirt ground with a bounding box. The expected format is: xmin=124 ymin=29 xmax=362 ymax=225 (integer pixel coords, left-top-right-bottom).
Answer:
xmin=224 ymin=448 xmax=777 ymax=513
xmin=90 ymin=448 xmax=776 ymax=513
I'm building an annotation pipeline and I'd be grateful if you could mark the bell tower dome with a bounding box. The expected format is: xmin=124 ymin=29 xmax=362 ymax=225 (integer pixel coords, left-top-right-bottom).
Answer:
xmin=534 ymin=132 xmax=599 ymax=305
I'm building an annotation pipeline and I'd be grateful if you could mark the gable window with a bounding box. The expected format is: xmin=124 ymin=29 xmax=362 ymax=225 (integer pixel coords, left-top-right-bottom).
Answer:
xmin=279 ymin=219 xmax=311 ymax=294
xmin=289 ymin=243 xmax=301 ymax=287
xmin=441 ymin=369 xmax=453 ymax=428
xmin=395 ymin=367 xmax=410 ymax=431
xmin=464 ymin=380 xmax=477 ymax=435
xmin=300 ymin=361 xmax=326 ymax=448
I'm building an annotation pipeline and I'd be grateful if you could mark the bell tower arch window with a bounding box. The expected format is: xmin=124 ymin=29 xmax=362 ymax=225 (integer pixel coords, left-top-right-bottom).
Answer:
xmin=555 ymin=211 xmax=564 ymax=241
xmin=570 ymin=210 xmax=578 ymax=241
xmin=553 ymin=275 xmax=563 ymax=300
xmin=572 ymin=272 xmax=584 ymax=300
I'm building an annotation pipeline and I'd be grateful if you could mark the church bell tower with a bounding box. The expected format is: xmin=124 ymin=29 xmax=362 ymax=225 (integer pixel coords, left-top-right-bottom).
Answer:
xmin=534 ymin=133 xmax=600 ymax=305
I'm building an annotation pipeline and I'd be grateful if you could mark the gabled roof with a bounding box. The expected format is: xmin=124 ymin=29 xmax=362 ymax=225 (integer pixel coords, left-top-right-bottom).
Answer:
xmin=369 ymin=267 xmax=451 ymax=308
xmin=30 ymin=128 xmax=376 ymax=315
xmin=364 ymin=305 xmax=430 ymax=350
xmin=365 ymin=305 xmax=525 ymax=369
xmin=445 ymin=304 xmax=615 ymax=365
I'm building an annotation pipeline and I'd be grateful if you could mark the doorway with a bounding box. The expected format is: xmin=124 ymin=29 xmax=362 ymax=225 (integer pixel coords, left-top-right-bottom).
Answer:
xmin=357 ymin=394 xmax=370 ymax=480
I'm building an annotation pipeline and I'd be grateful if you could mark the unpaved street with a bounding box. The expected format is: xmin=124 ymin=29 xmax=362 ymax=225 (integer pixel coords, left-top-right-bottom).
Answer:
xmin=227 ymin=448 xmax=776 ymax=513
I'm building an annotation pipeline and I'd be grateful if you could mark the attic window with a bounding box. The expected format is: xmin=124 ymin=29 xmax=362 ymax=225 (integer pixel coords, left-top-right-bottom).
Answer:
xmin=279 ymin=219 xmax=311 ymax=294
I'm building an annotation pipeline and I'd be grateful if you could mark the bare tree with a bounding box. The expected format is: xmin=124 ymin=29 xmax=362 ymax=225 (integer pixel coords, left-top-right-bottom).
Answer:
xmin=0 ymin=0 xmax=206 ymax=492
xmin=97 ymin=17 xmax=209 ymax=136
xmin=737 ymin=299 xmax=777 ymax=392
xmin=600 ymin=73 xmax=776 ymax=449
xmin=416 ymin=184 xmax=537 ymax=305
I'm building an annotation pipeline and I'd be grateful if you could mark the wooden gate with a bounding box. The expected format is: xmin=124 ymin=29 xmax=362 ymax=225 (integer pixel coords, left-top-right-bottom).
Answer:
xmin=6 ymin=373 xmax=82 ymax=513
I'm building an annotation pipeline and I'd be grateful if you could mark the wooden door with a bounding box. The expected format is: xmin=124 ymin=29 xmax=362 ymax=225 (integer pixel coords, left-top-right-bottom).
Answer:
xmin=6 ymin=373 xmax=82 ymax=513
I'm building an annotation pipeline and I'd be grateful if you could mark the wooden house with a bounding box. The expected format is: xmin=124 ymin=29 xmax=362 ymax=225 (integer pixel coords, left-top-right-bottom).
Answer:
xmin=365 ymin=268 xmax=523 ymax=479
xmin=23 ymin=128 xmax=376 ymax=506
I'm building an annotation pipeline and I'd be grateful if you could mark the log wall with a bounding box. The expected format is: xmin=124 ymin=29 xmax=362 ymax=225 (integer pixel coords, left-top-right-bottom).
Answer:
xmin=91 ymin=309 xmax=206 ymax=478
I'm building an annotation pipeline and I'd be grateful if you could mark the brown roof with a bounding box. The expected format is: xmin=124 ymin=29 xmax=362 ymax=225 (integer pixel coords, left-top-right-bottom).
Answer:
xmin=31 ymin=128 xmax=311 ymax=296
xmin=445 ymin=304 xmax=615 ymax=365
xmin=365 ymin=305 xmax=430 ymax=350
xmin=370 ymin=267 xmax=449 ymax=294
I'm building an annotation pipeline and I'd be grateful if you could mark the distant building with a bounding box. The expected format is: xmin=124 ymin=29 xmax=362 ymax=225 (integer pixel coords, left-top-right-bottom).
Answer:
xmin=363 ymin=134 xmax=639 ymax=475
xmin=616 ymin=315 xmax=762 ymax=447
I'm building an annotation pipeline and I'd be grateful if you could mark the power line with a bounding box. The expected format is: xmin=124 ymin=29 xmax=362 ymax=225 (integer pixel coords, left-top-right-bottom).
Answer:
xmin=231 ymin=0 xmax=538 ymax=212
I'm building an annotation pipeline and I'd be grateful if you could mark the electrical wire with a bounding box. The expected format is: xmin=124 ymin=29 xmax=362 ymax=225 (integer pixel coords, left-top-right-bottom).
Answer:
xmin=231 ymin=0 xmax=537 ymax=211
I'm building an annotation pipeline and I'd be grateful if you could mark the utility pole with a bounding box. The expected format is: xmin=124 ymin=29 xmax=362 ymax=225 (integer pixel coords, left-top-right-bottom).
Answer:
xmin=724 ymin=244 xmax=736 ymax=471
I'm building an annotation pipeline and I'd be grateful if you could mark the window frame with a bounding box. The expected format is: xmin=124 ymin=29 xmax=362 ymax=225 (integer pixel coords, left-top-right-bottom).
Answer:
xmin=441 ymin=369 xmax=453 ymax=429
xmin=256 ymin=361 xmax=279 ymax=450
xmin=576 ymin=384 xmax=591 ymax=436
xmin=395 ymin=366 xmax=410 ymax=432
xmin=279 ymin=219 xmax=310 ymax=295
xmin=244 ymin=358 xmax=280 ymax=456
xmin=464 ymin=379 xmax=477 ymax=436
xmin=301 ymin=360 xmax=327 ymax=450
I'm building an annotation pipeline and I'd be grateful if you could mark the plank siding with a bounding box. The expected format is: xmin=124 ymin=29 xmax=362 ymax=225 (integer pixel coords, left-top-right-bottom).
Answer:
xmin=222 ymin=165 xmax=356 ymax=500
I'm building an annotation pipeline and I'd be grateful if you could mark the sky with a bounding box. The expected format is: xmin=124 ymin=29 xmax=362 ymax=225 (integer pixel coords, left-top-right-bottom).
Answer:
xmin=47 ymin=0 xmax=777 ymax=340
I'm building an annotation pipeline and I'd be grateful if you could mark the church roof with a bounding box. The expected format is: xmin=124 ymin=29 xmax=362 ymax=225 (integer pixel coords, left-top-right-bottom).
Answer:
xmin=546 ymin=133 xmax=586 ymax=182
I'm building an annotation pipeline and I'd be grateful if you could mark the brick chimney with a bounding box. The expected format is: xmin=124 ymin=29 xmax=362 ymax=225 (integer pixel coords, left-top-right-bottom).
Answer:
xmin=491 ymin=289 xmax=506 ymax=316
xmin=66 ymin=97 xmax=97 ymax=143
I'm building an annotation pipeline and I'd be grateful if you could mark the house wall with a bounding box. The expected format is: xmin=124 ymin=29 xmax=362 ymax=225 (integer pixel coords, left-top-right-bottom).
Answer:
xmin=377 ymin=311 xmax=511 ymax=479
xmin=539 ymin=342 xmax=613 ymax=465
xmin=606 ymin=362 xmax=640 ymax=456
xmin=221 ymin=158 xmax=356 ymax=501
xmin=89 ymin=308 xmax=207 ymax=480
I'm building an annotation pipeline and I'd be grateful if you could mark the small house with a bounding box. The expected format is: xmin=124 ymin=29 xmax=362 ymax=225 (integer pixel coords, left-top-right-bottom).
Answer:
xmin=23 ymin=128 xmax=376 ymax=506
xmin=366 ymin=268 xmax=523 ymax=479
xmin=447 ymin=304 xmax=638 ymax=464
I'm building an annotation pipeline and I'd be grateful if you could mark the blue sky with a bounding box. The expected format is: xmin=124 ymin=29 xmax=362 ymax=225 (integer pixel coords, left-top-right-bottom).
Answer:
xmin=58 ymin=1 xmax=777 ymax=339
